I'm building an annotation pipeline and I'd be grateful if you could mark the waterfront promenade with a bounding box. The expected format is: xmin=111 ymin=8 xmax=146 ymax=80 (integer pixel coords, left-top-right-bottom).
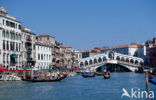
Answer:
xmin=0 ymin=72 xmax=155 ymax=100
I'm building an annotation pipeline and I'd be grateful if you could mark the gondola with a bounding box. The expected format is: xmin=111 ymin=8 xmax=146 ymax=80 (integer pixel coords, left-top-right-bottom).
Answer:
xmin=82 ymin=72 xmax=95 ymax=77
xmin=103 ymin=71 xmax=110 ymax=79
xmin=95 ymin=72 xmax=103 ymax=76
xmin=149 ymin=79 xmax=156 ymax=85
xmin=22 ymin=76 xmax=64 ymax=82
xmin=104 ymin=74 xmax=110 ymax=79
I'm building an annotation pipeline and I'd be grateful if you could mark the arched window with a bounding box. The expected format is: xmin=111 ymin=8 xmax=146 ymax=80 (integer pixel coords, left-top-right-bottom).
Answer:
xmin=16 ymin=33 xmax=18 ymax=40
xmin=6 ymin=30 xmax=9 ymax=38
xmin=38 ymin=54 xmax=40 ymax=60
xmin=2 ymin=29 xmax=5 ymax=37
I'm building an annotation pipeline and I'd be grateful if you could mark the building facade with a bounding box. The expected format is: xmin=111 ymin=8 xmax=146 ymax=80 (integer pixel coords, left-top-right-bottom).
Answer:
xmin=35 ymin=42 xmax=52 ymax=69
xmin=100 ymin=44 xmax=143 ymax=57
xmin=21 ymin=27 xmax=36 ymax=68
xmin=0 ymin=8 xmax=22 ymax=70
xmin=150 ymin=46 xmax=156 ymax=67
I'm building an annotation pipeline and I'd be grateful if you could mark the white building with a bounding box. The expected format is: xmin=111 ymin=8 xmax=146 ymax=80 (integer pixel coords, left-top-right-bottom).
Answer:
xmin=35 ymin=42 xmax=52 ymax=69
xmin=100 ymin=44 xmax=143 ymax=57
xmin=0 ymin=7 xmax=22 ymax=70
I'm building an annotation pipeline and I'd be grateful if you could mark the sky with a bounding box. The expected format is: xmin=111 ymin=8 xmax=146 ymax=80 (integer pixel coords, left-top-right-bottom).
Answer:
xmin=0 ymin=0 xmax=156 ymax=50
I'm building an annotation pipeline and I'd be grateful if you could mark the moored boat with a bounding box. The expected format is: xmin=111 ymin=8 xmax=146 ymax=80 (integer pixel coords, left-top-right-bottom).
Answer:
xmin=22 ymin=76 xmax=64 ymax=82
xmin=104 ymin=74 xmax=110 ymax=79
xmin=103 ymin=70 xmax=110 ymax=79
xmin=149 ymin=79 xmax=156 ymax=85
xmin=95 ymin=72 xmax=103 ymax=76
xmin=82 ymin=72 xmax=95 ymax=77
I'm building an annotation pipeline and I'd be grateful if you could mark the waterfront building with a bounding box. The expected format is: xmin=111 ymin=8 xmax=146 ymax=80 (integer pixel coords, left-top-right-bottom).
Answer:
xmin=81 ymin=48 xmax=101 ymax=58
xmin=53 ymin=41 xmax=63 ymax=67
xmin=35 ymin=41 xmax=52 ymax=69
xmin=100 ymin=44 xmax=143 ymax=57
xmin=150 ymin=46 xmax=156 ymax=67
xmin=0 ymin=8 xmax=22 ymax=70
xmin=62 ymin=46 xmax=75 ymax=68
xmin=21 ymin=27 xmax=36 ymax=68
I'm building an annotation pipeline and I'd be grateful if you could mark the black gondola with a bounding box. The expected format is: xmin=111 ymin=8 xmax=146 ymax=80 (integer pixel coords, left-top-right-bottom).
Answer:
xmin=22 ymin=76 xmax=65 ymax=82
xmin=82 ymin=72 xmax=95 ymax=77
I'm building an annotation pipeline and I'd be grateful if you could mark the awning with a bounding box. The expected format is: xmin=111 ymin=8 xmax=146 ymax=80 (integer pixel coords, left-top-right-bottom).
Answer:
xmin=0 ymin=65 xmax=6 ymax=70
xmin=11 ymin=54 xmax=17 ymax=58
xmin=40 ymin=68 xmax=53 ymax=71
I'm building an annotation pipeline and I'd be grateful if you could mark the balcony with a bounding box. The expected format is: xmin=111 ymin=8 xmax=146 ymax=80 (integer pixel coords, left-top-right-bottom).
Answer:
xmin=26 ymin=38 xmax=32 ymax=42
xmin=26 ymin=47 xmax=32 ymax=51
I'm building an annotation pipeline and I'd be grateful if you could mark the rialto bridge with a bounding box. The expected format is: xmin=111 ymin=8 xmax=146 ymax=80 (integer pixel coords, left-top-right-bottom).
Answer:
xmin=78 ymin=51 xmax=144 ymax=72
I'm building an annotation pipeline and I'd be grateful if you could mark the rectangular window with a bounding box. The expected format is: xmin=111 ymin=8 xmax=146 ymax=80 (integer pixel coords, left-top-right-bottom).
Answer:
xmin=6 ymin=21 xmax=9 ymax=26
xmin=3 ymin=40 xmax=5 ymax=50
xmin=3 ymin=19 xmax=5 ymax=25
xmin=7 ymin=41 xmax=9 ymax=51
xmin=38 ymin=54 xmax=40 ymax=60
xmin=18 ymin=25 xmax=21 ymax=29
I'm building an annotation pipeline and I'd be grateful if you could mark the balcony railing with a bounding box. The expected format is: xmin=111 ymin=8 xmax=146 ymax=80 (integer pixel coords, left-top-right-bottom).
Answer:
xmin=26 ymin=38 xmax=32 ymax=42
xmin=26 ymin=47 xmax=32 ymax=51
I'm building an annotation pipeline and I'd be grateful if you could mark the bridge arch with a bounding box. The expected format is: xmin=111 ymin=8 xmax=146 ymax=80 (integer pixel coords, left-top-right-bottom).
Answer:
xmin=103 ymin=56 xmax=106 ymax=61
xmin=80 ymin=62 xmax=84 ymax=67
xmin=135 ymin=60 xmax=138 ymax=65
xmin=89 ymin=59 xmax=93 ymax=65
xmin=94 ymin=58 xmax=97 ymax=64
xmin=121 ymin=57 xmax=124 ymax=62
xmin=130 ymin=59 xmax=134 ymax=64
xmin=116 ymin=56 xmax=120 ymax=61
xmin=125 ymin=58 xmax=129 ymax=63
xmin=108 ymin=51 xmax=114 ymax=60
xmin=85 ymin=61 xmax=88 ymax=66
xmin=140 ymin=61 xmax=143 ymax=66
xmin=98 ymin=57 xmax=102 ymax=62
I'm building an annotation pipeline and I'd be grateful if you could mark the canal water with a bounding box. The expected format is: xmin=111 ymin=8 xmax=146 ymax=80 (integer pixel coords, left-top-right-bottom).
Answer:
xmin=0 ymin=72 xmax=155 ymax=100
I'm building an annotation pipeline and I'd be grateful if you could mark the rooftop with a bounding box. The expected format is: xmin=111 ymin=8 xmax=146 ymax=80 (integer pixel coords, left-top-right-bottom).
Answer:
xmin=37 ymin=34 xmax=55 ymax=38
xmin=36 ymin=41 xmax=51 ymax=47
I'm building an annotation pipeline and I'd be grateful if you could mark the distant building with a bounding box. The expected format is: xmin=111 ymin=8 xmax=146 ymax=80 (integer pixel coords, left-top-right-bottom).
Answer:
xmin=81 ymin=48 xmax=101 ymax=58
xmin=0 ymin=7 xmax=22 ymax=70
xmin=62 ymin=46 xmax=75 ymax=68
xmin=100 ymin=44 xmax=145 ymax=59
xmin=150 ymin=46 xmax=156 ymax=67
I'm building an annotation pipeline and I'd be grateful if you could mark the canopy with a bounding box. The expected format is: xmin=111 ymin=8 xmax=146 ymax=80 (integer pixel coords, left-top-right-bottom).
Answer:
xmin=0 ymin=65 xmax=6 ymax=70
xmin=11 ymin=54 xmax=17 ymax=58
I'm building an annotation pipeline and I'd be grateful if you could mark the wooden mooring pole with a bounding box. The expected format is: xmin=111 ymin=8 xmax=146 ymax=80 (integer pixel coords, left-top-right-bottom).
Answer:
xmin=144 ymin=67 xmax=149 ymax=98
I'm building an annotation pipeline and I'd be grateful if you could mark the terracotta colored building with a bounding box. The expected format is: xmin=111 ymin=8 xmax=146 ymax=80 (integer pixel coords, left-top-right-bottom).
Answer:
xmin=150 ymin=46 xmax=156 ymax=67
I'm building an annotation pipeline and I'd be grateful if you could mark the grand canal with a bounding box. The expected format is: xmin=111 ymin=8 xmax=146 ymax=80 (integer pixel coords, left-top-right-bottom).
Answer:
xmin=0 ymin=72 xmax=155 ymax=100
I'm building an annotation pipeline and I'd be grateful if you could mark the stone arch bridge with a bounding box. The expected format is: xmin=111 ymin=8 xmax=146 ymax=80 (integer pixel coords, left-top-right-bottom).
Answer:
xmin=78 ymin=51 xmax=144 ymax=72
